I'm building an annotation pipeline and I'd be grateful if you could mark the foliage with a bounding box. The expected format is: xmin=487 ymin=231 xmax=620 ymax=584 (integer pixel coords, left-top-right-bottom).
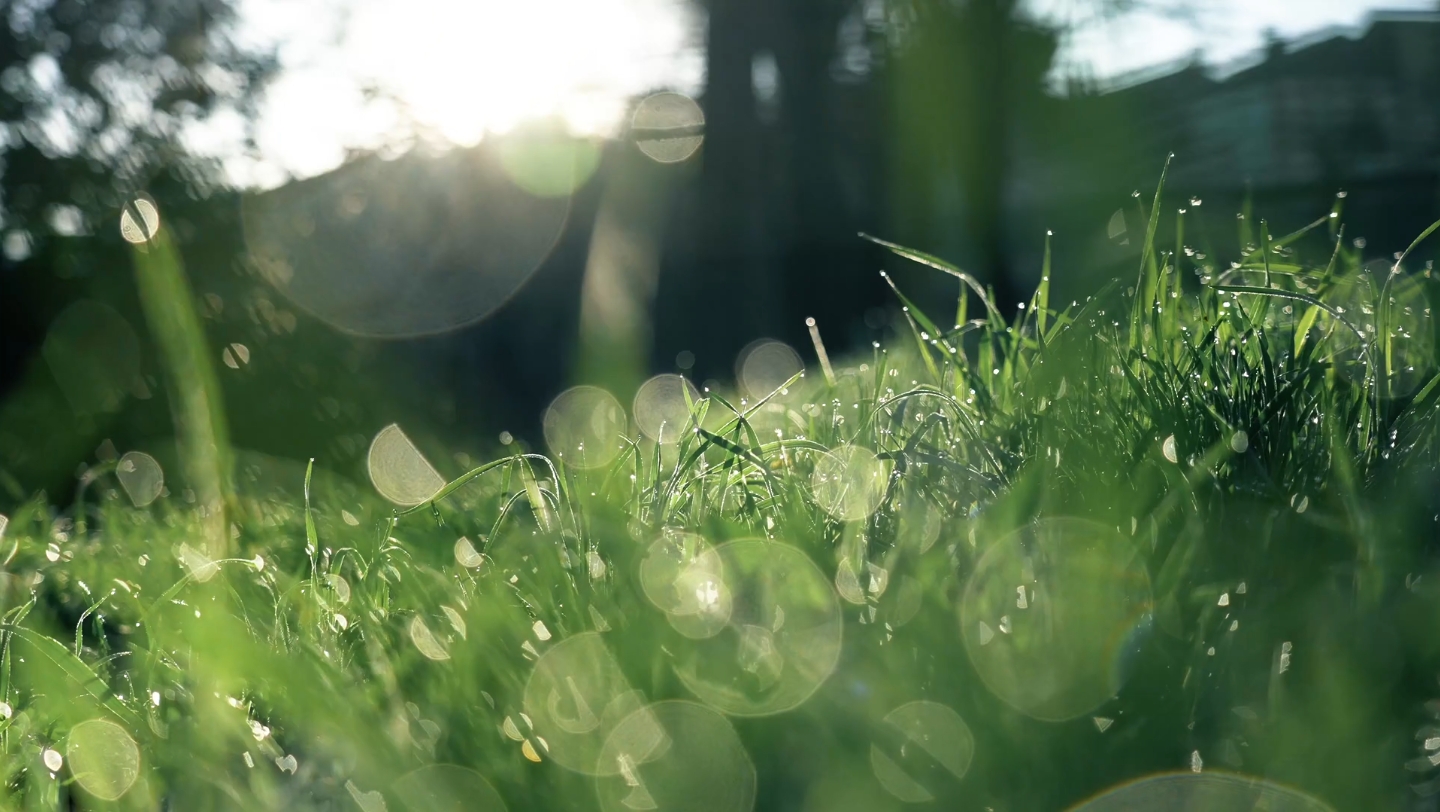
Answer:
xmin=0 ymin=0 xmax=274 ymax=244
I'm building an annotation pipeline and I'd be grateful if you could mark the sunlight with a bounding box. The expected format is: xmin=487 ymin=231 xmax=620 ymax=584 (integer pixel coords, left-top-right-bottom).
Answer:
xmin=243 ymin=0 xmax=698 ymax=180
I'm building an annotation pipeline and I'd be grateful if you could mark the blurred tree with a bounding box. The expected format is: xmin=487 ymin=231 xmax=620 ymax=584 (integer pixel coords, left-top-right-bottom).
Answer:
xmin=677 ymin=0 xmax=1059 ymax=368
xmin=880 ymin=0 xmax=1057 ymax=306
xmin=679 ymin=0 xmax=1185 ymax=340
xmin=0 ymin=0 xmax=274 ymax=245
xmin=0 ymin=0 xmax=274 ymax=500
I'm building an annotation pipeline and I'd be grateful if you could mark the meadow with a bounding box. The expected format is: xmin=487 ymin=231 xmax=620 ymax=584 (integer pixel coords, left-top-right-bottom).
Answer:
xmin=1 ymin=162 xmax=1439 ymax=810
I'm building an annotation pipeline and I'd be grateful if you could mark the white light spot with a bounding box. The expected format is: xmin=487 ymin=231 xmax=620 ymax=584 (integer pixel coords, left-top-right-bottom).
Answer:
xmin=119 ymin=198 xmax=160 ymax=244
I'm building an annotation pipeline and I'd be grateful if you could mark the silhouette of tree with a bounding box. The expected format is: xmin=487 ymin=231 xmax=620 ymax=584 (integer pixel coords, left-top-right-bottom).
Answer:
xmin=0 ymin=0 xmax=275 ymax=246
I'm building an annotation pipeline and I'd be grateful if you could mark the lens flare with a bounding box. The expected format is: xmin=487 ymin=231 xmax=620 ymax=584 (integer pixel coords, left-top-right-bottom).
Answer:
xmin=42 ymin=300 xmax=140 ymax=416
xmin=961 ymin=518 xmax=1153 ymax=721
xmin=810 ymin=445 xmax=890 ymax=522
xmin=869 ymin=701 xmax=974 ymax=803
xmin=632 ymin=92 xmax=705 ymax=164
xmin=390 ymin=764 xmax=508 ymax=812
xmin=595 ymin=701 xmax=754 ymax=812
xmin=242 ymin=146 xmax=569 ymax=337
xmin=65 ymin=719 xmax=141 ymax=801
xmin=1069 ymin=771 xmax=1334 ymax=811
xmin=736 ymin=339 xmax=802 ymax=399
xmin=524 ymin=632 xmax=645 ymax=775
xmin=640 ymin=530 xmax=733 ymax=639
xmin=672 ymin=540 xmax=842 ymax=717
xmin=117 ymin=452 xmax=164 ymax=508
xmin=543 ymin=386 xmax=627 ymax=469
xmin=368 ymin=424 xmax=445 ymax=507
xmin=634 ymin=374 xmax=700 ymax=445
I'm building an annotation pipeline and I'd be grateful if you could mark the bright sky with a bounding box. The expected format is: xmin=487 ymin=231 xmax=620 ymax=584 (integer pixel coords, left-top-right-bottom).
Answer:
xmin=1040 ymin=0 xmax=1437 ymax=83
xmin=209 ymin=0 xmax=1433 ymax=187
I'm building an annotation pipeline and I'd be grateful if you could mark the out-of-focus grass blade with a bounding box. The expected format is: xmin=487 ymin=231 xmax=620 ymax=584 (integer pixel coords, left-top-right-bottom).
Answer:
xmin=1131 ymin=154 xmax=1172 ymax=348
xmin=2 ymin=624 xmax=141 ymax=730
xmin=1215 ymin=285 xmax=1365 ymax=341
xmin=861 ymin=232 xmax=1002 ymax=322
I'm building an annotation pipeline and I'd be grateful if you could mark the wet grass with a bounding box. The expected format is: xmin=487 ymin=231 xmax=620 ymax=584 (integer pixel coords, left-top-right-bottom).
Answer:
xmin=1 ymin=173 xmax=1439 ymax=810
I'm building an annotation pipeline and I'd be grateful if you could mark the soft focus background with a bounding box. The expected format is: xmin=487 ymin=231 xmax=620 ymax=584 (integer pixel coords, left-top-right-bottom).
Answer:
xmin=2 ymin=3 xmax=1440 ymax=810
xmin=4 ymin=0 xmax=1439 ymax=495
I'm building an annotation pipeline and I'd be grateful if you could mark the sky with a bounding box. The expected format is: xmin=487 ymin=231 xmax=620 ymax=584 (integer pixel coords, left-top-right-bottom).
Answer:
xmin=211 ymin=0 xmax=1435 ymax=187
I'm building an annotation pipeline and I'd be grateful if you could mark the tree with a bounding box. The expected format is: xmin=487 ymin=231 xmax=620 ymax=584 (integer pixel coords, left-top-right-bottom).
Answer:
xmin=0 ymin=0 xmax=274 ymax=246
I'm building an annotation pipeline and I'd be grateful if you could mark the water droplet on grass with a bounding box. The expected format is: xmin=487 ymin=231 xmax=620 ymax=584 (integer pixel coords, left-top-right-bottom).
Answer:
xmin=1230 ymin=431 xmax=1248 ymax=453
xmin=222 ymin=343 xmax=251 ymax=369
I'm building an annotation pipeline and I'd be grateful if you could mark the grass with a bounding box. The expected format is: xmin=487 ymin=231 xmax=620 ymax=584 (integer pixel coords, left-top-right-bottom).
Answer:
xmin=1 ymin=167 xmax=1439 ymax=810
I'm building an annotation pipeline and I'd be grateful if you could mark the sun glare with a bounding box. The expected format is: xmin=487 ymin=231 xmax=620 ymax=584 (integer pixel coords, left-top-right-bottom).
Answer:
xmin=348 ymin=0 xmax=695 ymax=145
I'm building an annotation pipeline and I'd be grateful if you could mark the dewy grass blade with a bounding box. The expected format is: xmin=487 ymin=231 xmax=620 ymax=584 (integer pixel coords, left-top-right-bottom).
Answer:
xmin=862 ymin=232 xmax=1003 ymax=322
xmin=1131 ymin=154 xmax=1172 ymax=348
xmin=1214 ymin=285 xmax=1366 ymax=341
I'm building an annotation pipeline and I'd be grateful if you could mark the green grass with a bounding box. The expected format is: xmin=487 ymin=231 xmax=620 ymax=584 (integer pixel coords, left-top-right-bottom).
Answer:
xmin=1 ymin=170 xmax=1439 ymax=810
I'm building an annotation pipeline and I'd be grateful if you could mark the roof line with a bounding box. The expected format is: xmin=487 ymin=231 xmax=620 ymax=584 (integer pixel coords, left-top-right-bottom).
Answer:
xmin=1091 ymin=7 xmax=1440 ymax=95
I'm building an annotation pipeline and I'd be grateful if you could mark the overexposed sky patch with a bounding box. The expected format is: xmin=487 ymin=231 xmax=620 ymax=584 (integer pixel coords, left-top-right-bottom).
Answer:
xmin=221 ymin=0 xmax=701 ymax=186
xmin=1037 ymin=0 xmax=1436 ymax=84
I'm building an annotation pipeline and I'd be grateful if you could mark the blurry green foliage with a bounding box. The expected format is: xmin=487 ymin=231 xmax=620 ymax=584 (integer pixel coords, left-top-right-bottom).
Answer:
xmin=0 ymin=166 xmax=1438 ymax=810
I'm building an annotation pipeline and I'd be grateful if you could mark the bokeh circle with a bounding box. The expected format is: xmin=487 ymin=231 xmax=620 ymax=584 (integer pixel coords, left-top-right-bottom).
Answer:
xmin=65 ymin=719 xmax=141 ymax=801
xmin=543 ymin=386 xmax=628 ymax=470
xmin=390 ymin=764 xmax=507 ymax=811
xmin=595 ymin=700 xmax=754 ymax=812
xmin=672 ymin=539 xmax=843 ymax=716
xmin=523 ymin=632 xmax=645 ymax=775
xmin=960 ymin=518 xmax=1153 ymax=721
xmin=1069 ymin=772 xmax=1334 ymax=811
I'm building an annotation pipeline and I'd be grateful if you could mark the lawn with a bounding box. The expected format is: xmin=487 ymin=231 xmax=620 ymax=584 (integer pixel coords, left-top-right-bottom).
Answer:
xmin=1 ymin=165 xmax=1438 ymax=810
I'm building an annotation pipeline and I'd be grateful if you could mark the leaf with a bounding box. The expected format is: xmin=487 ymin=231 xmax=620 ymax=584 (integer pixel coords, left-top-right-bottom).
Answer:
xmin=2 ymin=625 xmax=141 ymax=730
